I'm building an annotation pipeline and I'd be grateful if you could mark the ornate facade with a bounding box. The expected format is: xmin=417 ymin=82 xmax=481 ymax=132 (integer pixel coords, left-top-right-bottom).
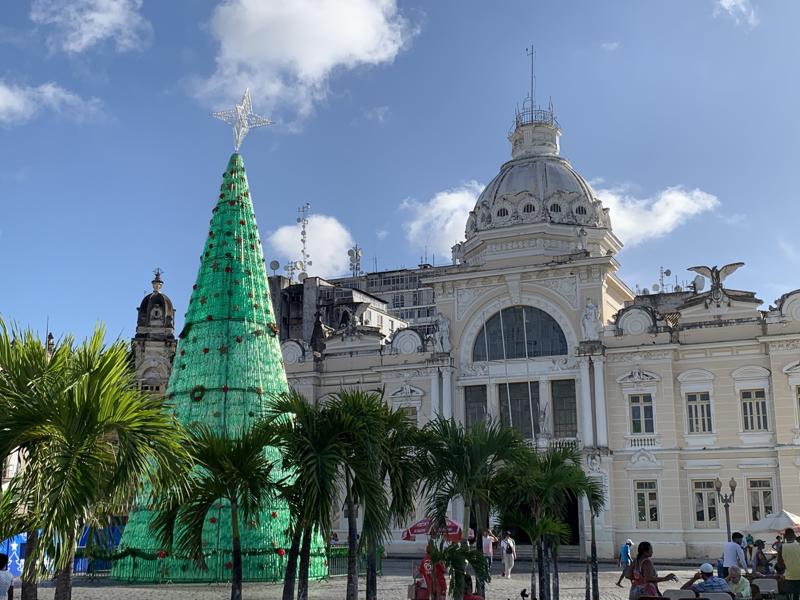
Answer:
xmin=132 ymin=269 xmax=177 ymax=395
xmin=266 ymin=103 xmax=800 ymax=559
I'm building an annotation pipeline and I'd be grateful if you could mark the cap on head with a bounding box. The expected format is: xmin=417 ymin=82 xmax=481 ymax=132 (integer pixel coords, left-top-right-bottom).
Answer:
xmin=626 ymin=539 xmax=633 ymax=545
xmin=700 ymin=563 xmax=714 ymax=574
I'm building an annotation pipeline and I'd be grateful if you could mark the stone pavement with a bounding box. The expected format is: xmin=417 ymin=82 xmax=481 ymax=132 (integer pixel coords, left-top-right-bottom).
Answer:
xmin=32 ymin=562 xmax=700 ymax=600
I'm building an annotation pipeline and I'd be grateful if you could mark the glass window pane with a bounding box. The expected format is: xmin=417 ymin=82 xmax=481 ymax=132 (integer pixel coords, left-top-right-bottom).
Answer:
xmin=552 ymin=379 xmax=577 ymax=438
xmin=465 ymin=386 xmax=487 ymax=428
xmin=473 ymin=306 xmax=567 ymax=361
xmin=499 ymin=382 xmax=534 ymax=439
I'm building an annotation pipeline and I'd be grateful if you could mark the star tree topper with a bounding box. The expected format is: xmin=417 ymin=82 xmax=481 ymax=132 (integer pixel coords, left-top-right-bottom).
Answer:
xmin=212 ymin=88 xmax=273 ymax=151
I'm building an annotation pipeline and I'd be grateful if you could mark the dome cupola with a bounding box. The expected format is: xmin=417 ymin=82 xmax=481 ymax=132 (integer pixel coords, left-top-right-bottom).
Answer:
xmin=136 ymin=268 xmax=175 ymax=330
xmin=464 ymin=102 xmax=612 ymax=243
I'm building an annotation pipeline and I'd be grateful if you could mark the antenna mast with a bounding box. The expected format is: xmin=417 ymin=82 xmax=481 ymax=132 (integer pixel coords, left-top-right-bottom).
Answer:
xmin=284 ymin=202 xmax=313 ymax=281
xmin=526 ymin=44 xmax=536 ymax=108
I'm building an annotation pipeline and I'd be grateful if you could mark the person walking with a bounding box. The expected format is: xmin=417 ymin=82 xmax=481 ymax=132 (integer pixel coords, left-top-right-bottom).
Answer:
xmin=499 ymin=531 xmax=516 ymax=579
xmin=481 ymin=529 xmax=498 ymax=571
xmin=628 ymin=541 xmax=678 ymax=600
xmin=616 ymin=539 xmax=633 ymax=587
xmin=682 ymin=562 xmax=731 ymax=594
xmin=745 ymin=532 xmax=755 ymax=562
xmin=723 ymin=532 xmax=749 ymax=577
xmin=777 ymin=528 xmax=800 ymax=600
xmin=0 ymin=554 xmax=12 ymax=600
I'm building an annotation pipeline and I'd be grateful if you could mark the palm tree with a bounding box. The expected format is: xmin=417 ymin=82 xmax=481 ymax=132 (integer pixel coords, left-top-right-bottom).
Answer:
xmin=151 ymin=422 xmax=281 ymax=600
xmin=328 ymin=390 xmax=390 ymax=600
xmin=0 ymin=322 xmax=186 ymax=600
xmin=363 ymin=401 xmax=424 ymax=600
xmin=494 ymin=444 xmax=604 ymax=600
xmin=420 ymin=417 xmax=525 ymax=596
xmin=266 ymin=391 xmax=348 ymax=600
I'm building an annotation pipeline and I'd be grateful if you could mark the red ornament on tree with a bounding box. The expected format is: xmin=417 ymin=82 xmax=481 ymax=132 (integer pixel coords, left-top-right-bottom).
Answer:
xmin=203 ymin=348 xmax=209 ymax=354
xmin=222 ymin=385 xmax=229 ymax=392
xmin=157 ymin=550 xmax=166 ymax=559
xmin=224 ymin=561 xmax=233 ymax=569
xmin=271 ymin=511 xmax=278 ymax=519
xmin=277 ymin=548 xmax=286 ymax=557
xmin=209 ymin=517 xmax=217 ymax=524
xmin=206 ymin=315 xmax=213 ymax=321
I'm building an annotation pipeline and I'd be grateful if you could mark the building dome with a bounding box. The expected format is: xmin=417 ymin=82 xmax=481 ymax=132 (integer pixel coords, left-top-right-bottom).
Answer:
xmin=465 ymin=107 xmax=611 ymax=240
xmin=136 ymin=269 xmax=174 ymax=329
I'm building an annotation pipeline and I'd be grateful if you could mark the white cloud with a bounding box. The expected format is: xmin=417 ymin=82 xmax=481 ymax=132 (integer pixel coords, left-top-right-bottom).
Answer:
xmin=363 ymin=105 xmax=390 ymax=123
xmin=595 ymin=184 xmax=719 ymax=247
xmin=267 ymin=214 xmax=354 ymax=278
xmin=600 ymin=41 xmax=620 ymax=51
xmin=376 ymin=229 xmax=389 ymax=240
xmin=778 ymin=239 xmax=799 ymax=263
xmin=0 ymin=81 xmax=103 ymax=125
xmin=401 ymin=181 xmax=483 ymax=257
xmin=714 ymin=0 xmax=759 ymax=27
xmin=30 ymin=0 xmax=152 ymax=54
xmin=197 ymin=0 xmax=416 ymax=119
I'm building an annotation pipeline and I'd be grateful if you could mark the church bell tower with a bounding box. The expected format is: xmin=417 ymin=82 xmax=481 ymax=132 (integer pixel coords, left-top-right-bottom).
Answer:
xmin=132 ymin=268 xmax=177 ymax=394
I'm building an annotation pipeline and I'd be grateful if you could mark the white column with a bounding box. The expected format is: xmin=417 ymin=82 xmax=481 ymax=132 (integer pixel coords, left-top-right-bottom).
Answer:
xmin=442 ymin=367 xmax=453 ymax=419
xmin=594 ymin=357 xmax=608 ymax=447
xmin=430 ymin=369 xmax=440 ymax=420
xmin=579 ymin=358 xmax=595 ymax=447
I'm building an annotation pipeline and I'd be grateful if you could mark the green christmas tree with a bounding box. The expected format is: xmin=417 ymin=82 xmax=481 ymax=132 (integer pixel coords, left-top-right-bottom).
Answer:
xmin=114 ymin=149 xmax=326 ymax=582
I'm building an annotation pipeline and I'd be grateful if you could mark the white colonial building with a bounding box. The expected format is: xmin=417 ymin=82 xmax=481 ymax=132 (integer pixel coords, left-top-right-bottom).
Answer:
xmin=266 ymin=99 xmax=800 ymax=560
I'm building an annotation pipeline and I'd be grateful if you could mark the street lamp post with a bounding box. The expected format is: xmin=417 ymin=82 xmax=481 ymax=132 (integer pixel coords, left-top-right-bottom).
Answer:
xmin=715 ymin=477 xmax=737 ymax=542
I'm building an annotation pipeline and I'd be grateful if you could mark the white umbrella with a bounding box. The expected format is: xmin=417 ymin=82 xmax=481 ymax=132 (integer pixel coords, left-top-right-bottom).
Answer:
xmin=749 ymin=510 xmax=800 ymax=533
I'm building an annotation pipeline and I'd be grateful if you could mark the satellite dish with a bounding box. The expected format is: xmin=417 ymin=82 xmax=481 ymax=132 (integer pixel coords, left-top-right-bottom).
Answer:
xmin=293 ymin=261 xmax=303 ymax=270
xmin=347 ymin=249 xmax=355 ymax=257
xmin=269 ymin=260 xmax=280 ymax=271
xmin=693 ymin=275 xmax=706 ymax=292
xmin=664 ymin=269 xmax=672 ymax=277
xmin=652 ymin=284 xmax=660 ymax=292
xmin=298 ymin=272 xmax=308 ymax=281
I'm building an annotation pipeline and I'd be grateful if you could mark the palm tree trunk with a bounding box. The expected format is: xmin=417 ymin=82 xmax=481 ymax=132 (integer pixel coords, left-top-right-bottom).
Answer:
xmin=345 ymin=472 xmax=358 ymax=600
xmin=537 ymin=540 xmax=546 ymax=600
xmin=365 ymin=538 xmax=377 ymax=600
xmin=530 ymin=545 xmax=538 ymax=600
xmin=552 ymin=543 xmax=560 ymax=600
xmin=53 ymin=528 xmax=76 ymax=600
xmin=543 ymin=537 xmax=551 ymax=600
xmin=474 ymin=503 xmax=486 ymax=598
xmin=21 ymin=529 xmax=38 ymax=600
xmin=296 ymin=525 xmax=312 ymax=600
xmin=230 ymin=501 xmax=243 ymax=600
xmin=282 ymin=528 xmax=302 ymax=600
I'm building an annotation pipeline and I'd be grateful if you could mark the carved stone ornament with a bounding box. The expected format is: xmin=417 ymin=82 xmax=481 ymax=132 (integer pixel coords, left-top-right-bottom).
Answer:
xmin=391 ymin=329 xmax=423 ymax=355
xmin=280 ymin=340 xmax=305 ymax=365
xmin=770 ymin=339 xmax=800 ymax=353
xmin=627 ymin=448 xmax=662 ymax=470
xmin=580 ymin=297 xmax=601 ymax=341
xmin=390 ymin=383 xmax=424 ymax=398
xmin=461 ymin=363 xmax=489 ymax=377
xmin=617 ymin=367 xmax=660 ymax=385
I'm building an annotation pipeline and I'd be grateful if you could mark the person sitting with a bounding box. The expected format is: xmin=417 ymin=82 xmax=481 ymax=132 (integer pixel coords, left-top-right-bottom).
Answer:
xmin=753 ymin=539 xmax=774 ymax=575
xmin=682 ymin=562 xmax=732 ymax=594
xmin=726 ymin=565 xmax=752 ymax=599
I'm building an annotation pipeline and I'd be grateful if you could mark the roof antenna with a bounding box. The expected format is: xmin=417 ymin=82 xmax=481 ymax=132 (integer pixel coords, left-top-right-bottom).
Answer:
xmin=526 ymin=44 xmax=536 ymax=109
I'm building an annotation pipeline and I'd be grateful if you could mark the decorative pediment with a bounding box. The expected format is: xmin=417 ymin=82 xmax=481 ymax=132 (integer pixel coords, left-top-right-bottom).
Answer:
xmin=617 ymin=306 xmax=655 ymax=336
xmin=617 ymin=367 xmax=661 ymax=385
xmin=783 ymin=361 xmax=800 ymax=375
xmin=390 ymin=383 xmax=424 ymax=398
xmin=677 ymin=369 xmax=714 ymax=383
xmin=731 ymin=365 xmax=770 ymax=380
xmin=626 ymin=448 xmax=662 ymax=470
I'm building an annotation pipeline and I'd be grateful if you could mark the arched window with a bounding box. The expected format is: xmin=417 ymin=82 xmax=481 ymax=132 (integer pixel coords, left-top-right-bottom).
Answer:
xmin=549 ymin=203 xmax=562 ymax=213
xmin=522 ymin=203 xmax=535 ymax=214
xmin=473 ymin=306 xmax=568 ymax=361
xmin=496 ymin=207 xmax=509 ymax=217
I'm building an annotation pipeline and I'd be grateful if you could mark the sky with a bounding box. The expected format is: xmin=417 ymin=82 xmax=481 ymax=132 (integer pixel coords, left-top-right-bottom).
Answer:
xmin=1 ymin=0 xmax=798 ymax=342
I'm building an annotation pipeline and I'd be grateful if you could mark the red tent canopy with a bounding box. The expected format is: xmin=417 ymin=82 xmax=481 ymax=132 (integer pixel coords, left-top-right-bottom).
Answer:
xmin=401 ymin=517 xmax=474 ymax=542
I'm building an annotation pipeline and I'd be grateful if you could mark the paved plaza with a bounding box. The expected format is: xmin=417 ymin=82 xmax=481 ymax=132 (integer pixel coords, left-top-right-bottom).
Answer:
xmin=31 ymin=561 xmax=701 ymax=600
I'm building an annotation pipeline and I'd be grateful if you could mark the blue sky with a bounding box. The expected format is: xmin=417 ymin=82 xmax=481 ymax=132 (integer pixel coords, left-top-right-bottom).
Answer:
xmin=1 ymin=0 xmax=797 ymax=342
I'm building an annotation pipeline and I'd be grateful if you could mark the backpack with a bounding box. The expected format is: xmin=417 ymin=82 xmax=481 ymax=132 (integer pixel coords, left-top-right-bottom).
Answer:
xmin=505 ymin=540 xmax=514 ymax=555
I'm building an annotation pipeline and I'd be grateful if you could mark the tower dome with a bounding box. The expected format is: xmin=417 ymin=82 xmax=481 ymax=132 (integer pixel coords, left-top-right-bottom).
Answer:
xmin=465 ymin=105 xmax=612 ymax=241
xmin=136 ymin=268 xmax=174 ymax=330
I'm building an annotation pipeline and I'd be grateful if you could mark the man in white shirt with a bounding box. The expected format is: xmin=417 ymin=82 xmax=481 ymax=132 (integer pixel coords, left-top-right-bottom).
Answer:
xmin=0 ymin=553 xmax=13 ymax=600
xmin=481 ymin=529 xmax=498 ymax=570
xmin=723 ymin=532 xmax=749 ymax=578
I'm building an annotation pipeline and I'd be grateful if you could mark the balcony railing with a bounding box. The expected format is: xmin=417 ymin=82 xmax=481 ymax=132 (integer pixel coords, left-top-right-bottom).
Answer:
xmin=625 ymin=434 xmax=661 ymax=449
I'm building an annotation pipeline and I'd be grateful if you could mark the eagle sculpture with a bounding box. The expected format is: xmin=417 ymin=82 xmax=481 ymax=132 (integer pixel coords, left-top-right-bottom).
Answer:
xmin=688 ymin=262 xmax=745 ymax=303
